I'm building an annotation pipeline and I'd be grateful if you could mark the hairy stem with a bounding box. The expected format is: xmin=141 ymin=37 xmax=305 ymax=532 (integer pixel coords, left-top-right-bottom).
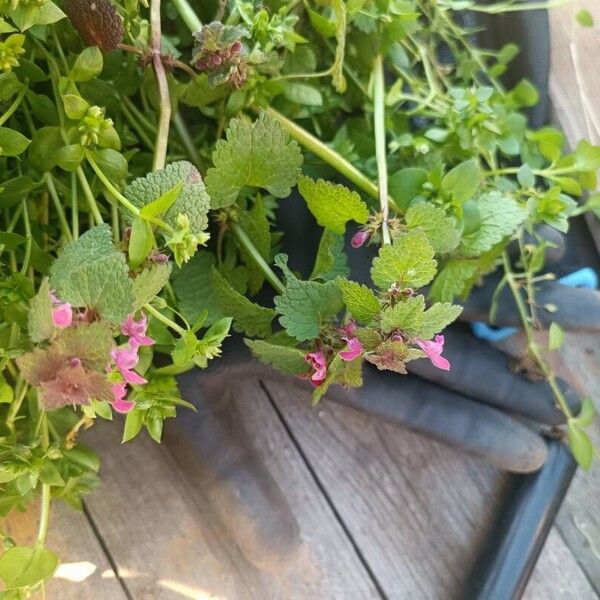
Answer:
xmin=144 ymin=302 xmax=187 ymax=335
xmin=150 ymin=0 xmax=171 ymax=171
xmin=44 ymin=174 xmax=73 ymax=242
xmin=0 ymin=85 xmax=27 ymax=127
xmin=231 ymin=222 xmax=285 ymax=294
xmin=373 ymin=55 xmax=391 ymax=245
xmin=171 ymin=0 xmax=203 ymax=32
xmin=76 ymin=167 xmax=104 ymax=225
xmin=36 ymin=415 xmax=51 ymax=545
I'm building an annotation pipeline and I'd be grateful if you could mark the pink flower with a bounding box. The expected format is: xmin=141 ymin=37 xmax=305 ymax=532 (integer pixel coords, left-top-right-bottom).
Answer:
xmin=50 ymin=294 xmax=73 ymax=328
xmin=111 ymin=382 xmax=135 ymax=414
xmin=351 ymin=230 xmax=369 ymax=249
xmin=110 ymin=344 xmax=147 ymax=385
xmin=121 ymin=314 xmax=154 ymax=348
xmin=340 ymin=337 xmax=363 ymax=361
xmin=415 ymin=335 xmax=451 ymax=371
xmin=338 ymin=321 xmax=357 ymax=336
xmin=305 ymin=350 xmax=327 ymax=387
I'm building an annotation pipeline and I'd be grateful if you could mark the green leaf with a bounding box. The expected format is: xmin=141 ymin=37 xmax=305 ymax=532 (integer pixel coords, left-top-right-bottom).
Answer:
xmin=0 ymin=72 xmax=22 ymax=102
xmin=576 ymin=9 xmax=594 ymax=27
xmin=90 ymin=148 xmax=128 ymax=181
xmin=548 ymin=322 xmax=565 ymax=351
xmin=574 ymin=140 xmax=600 ymax=173
xmin=62 ymin=94 xmax=90 ymax=120
xmin=517 ymin=164 xmax=535 ymax=189
xmin=282 ymin=82 xmax=323 ymax=106
xmin=132 ymin=263 xmax=172 ymax=311
xmin=139 ymin=181 xmax=183 ymax=221
xmin=27 ymin=126 xmax=63 ymax=172
xmin=337 ymin=279 xmax=380 ymax=324
xmin=28 ymin=279 xmax=54 ymax=343
xmin=0 ymin=128 xmax=30 ymax=157
xmin=460 ymin=192 xmax=527 ymax=258
xmin=511 ymin=79 xmax=539 ymax=108
xmin=39 ymin=461 xmax=65 ymax=487
xmin=125 ymin=161 xmax=209 ymax=236
xmin=567 ymin=421 xmax=593 ymax=470
xmin=381 ymin=295 xmax=426 ymax=335
xmin=310 ymin=230 xmax=349 ymax=281
xmin=11 ymin=0 xmax=64 ymax=30
xmin=128 ymin=218 xmax=155 ymax=268
xmin=50 ymin=224 xmax=134 ymax=323
xmin=573 ymin=398 xmax=596 ymax=428
xmin=298 ymin=175 xmax=368 ymax=234
xmin=238 ymin=196 xmax=271 ymax=295
xmin=212 ymin=269 xmax=275 ymax=337
xmin=206 ymin=111 xmax=303 ymax=209
xmin=274 ymin=254 xmax=344 ymax=342
xmin=430 ymin=259 xmax=479 ymax=302
xmin=245 ymin=339 xmax=309 ymax=375
xmin=441 ymin=159 xmax=480 ymax=203
xmin=122 ymin=409 xmax=144 ymax=443
xmin=71 ymin=46 xmax=103 ymax=82
xmin=0 ymin=232 xmax=25 ymax=250
xmin=55 ymin=322 xmax=114 ymax=370
xmin=418 ymin=302 xmax=463 ymax=339
xmin=371 ymin=230 xmax=437 ymax=290
xmin=405 ymin=202 xmax=460 ymax=254
xmin=194 ymin=317 xmax=232 ymax=368
xmin=55 ymin=144 xmax=85 ymax=172
xmin=0 ymin=379 xmax=13 ymax=404
xmin=388 ymin=167 xmax=428 ymax=211
xmin=0 ymin=545 xmax=59 ymax=589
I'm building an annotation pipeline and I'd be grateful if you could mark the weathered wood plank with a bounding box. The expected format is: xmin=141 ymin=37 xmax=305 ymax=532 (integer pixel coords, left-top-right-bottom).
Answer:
xmin=3 ymin=500 xmax=128 ymax=599
xmin=80 ymin=375 xmax=380 ymax=600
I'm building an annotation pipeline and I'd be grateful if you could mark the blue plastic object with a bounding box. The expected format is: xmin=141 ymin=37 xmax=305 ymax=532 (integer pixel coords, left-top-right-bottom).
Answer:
xmin=471 ymin=267 xmax=599 ymax=342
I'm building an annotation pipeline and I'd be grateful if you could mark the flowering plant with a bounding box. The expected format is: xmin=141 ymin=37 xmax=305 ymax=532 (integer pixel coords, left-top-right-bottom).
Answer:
xmin=0 ymin=0 xmax=598 ymax=594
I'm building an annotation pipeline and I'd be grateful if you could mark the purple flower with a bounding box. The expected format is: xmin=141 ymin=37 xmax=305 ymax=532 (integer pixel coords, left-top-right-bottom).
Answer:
xmin=340 ymin=337 xmax=363 ymax=361
xmin=121 ymin=314 xmax=154 ymax=349
xmin=351 ymin=230 xmax=369 ymax=249
xmin=111 ymin=382 xmax=135 ymax=414
xmin=305 ymin=350 xmax=327 ymax=387
xmin=110 ymin=344 xmax=147 ymax=385
xmin=50 ymin=294 xmax=73 ymax=328
xmin=416 ymin=335 xmax=451 ymax=371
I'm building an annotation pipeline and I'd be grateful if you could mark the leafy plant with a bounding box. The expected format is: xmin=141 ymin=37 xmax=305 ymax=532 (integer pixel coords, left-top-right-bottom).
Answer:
xmin=0 ymin=0 xmax=597 ymax=593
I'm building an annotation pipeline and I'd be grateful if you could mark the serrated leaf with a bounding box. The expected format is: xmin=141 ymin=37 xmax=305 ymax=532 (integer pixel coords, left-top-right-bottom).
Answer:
xmin=55 ymin=322 xmax=113 ymax=370
xmin=28 ymin=279 xmax=54 ymax=343
xmin=212 ymin=269 xmax=275 ymax=337
xmin=206 ymin=112 xmax=303 ymax=208
xmin=245 ymin=339 xmax=309 ymax=375
xmin=430 ymin=259 xmax=479 ymax=302
xmin=371 ymin=231 xmax=437 ymax=290
xmin=132 ymin=263 xmax=172 ymax=310
xmin=337 ymin=279 xmax=380 ymax=324
xmin=405 ymin=202 xmax=460 ymax=254
xmin=125 ymin=161 xmax=210 ymax=236
xmin=460 ymin=192 xmax=527 ymax=258
xmin=50 ymin=224 xmax=134 ymax=323
xmin=274 ymin=254 xmax=344 ymax=342
xmin=310 ymin=230 xmax=349 ymax=281
xmin=417 ymin=302 xmax=463 ymax=339
xmin=298 ymin=176 xmax=368 ymax=234
xmin=238 ymin=196 xmax=271 ymax=295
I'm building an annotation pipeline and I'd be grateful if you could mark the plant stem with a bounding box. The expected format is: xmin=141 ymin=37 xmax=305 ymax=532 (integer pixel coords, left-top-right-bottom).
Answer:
xmin=231 ymin=222 xmax=285 ymax=294
xmin=44 ymin=174 xmax=73 ymax=242
xmin=37 ymin=415 xmax=51 ymax=545
xmin=71 ymin=172 xmax=79 ymax=239
xmin=266 ymin=107 xmax=402 ymax=214
xmin=121 ymin=101 xmax=155 ymax=151
xmin=20 ymin=199 xmax=32 ymax=275
xmin=144 ymin=302 xmax=187 ymax=335
xmin=173 ymin=111 xmax=202 ymax=169
xmin=150 ymin=0 xmax=171 ymax=171
xmin=171 ymin=0 xmax=203 ymax=32
xmin=76 ymin=167 xmax=104 ymax=225
xmin=502 ymin=251 xmax=573 ymax=420
xmin=373 ymin=55 xmax=391 ymax=245
xmin=0 ymin=85 xmax=27 ymax=127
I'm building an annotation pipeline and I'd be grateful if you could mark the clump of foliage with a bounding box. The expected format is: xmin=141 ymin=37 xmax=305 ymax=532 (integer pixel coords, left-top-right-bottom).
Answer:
xmin=0 ymin=0 xmax=598 ymax=594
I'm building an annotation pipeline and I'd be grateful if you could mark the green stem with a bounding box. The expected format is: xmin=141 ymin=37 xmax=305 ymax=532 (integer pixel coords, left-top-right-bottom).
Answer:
xmin=231 ymin=222 xmax=285 ymax=294
xmin=0 ymin=85 xmax=27 ymax=127
xmin=171 ymin=0 xmax=203 ymax=32
xmin=502 ymin=252 xmax=573 ymax=419
xmin=468 ymin=0 xmax=569 ymax=13
xmin=173 ymin=111 xmax=202 ymax=168
xmin=44 ymin=174 xmax=73 ymax=242
xmin=20 ymin=199 xmax=32 ymax=275
xmin=150 ymin=0 xmax=171 ymax=171
xmin=76 ymin=167 xmax=104 ymax=225
xmin=121 ymin=101 xmax=155 ymax=151
xmin=373 ymin=55 xmax=391 ymax=245
xmin=266 ymin=107 xmax=401 ymax=213
xmin=37 ymin=415 xmax=51 ymax=545
xmin=144 ymin=303 xmax=187 ymax=335
xmin=123 ymin=97 xmax=157 ymax=134
xmin=71 ymin=172 xmax=79 ymax=239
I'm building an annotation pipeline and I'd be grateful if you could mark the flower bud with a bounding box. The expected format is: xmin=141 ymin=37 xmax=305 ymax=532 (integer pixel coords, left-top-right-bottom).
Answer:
xmin=351 ymin=229 xmax=369 ymax=249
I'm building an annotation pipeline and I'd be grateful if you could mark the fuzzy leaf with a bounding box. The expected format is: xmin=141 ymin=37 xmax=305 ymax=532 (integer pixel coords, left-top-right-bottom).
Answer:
xmin=206 ymin=112 xmax=303 ymax=208
xmin=125 ymin=161 xmax=210 ymax=236
xmin=274 ymin=254 xmax=344 ymax=342
xmin=460 ymin=192 xmax=527 ymax=257
xmin=298 ymin=176 xmax=368 ymax=234
xmin=132 ymin=263 xmax=172 ymax=310
xmin=371 ymin=230 xmax=437 ymax=290
xmin=337 ymin=279 xmax=380 ymax=324
xmin=405 ymin=202 xmax=460 ymax=254
xmin=50 ymin=224 xmax=133 ymax=323
xmin=244 ymin=339 xmax=309 ymax=375
xmin=418 ymin=303 xmax=463 ymax=339
xmin=312 ymin=353 xmax=362 ymax=404
xmin=310 ymin=230 xmax=349 ymax=281
xmin=54 ymin=322 xmax=113 ymax=370
xmin=212 ymin=269 xmax=275 ymax=337
xmin=28 ymin=279 xmax=54 ymax=343
xmin=430 ymin=259 xmax=479 ymax=302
